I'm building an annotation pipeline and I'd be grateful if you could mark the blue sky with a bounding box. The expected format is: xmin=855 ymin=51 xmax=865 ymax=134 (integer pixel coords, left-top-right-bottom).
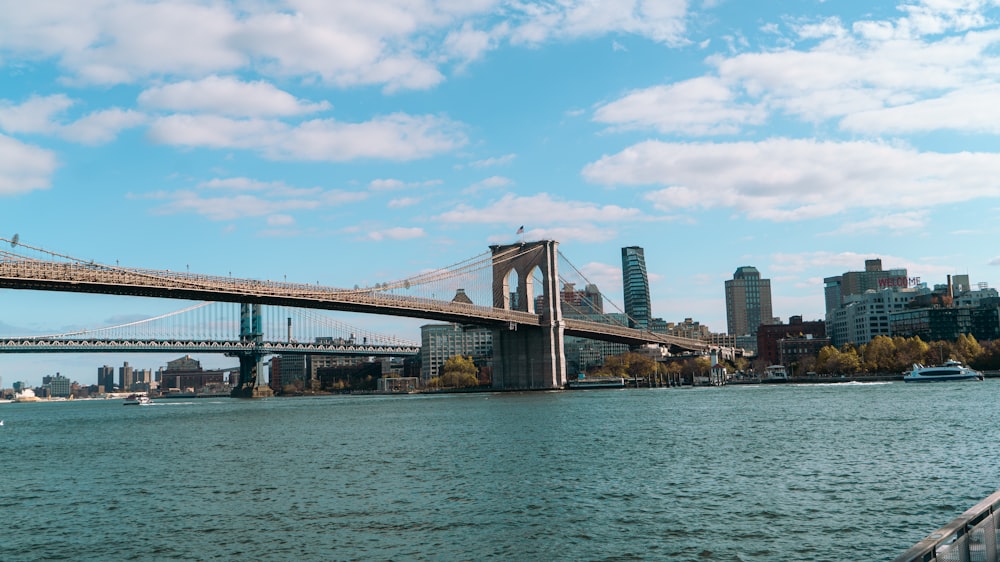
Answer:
xmin=3 ymin=0 xmax=1000 ymax=386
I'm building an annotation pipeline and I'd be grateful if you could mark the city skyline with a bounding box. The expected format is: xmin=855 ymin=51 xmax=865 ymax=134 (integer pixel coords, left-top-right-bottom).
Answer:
xmin=4 ymin=1 xmax=1000 ymax=385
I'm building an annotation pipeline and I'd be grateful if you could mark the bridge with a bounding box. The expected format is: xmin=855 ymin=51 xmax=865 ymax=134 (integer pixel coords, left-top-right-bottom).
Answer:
xmin=0 ymin=301 xmax=421 ymax=356
xmin=0 ymin=236 xmax=714 ymax=394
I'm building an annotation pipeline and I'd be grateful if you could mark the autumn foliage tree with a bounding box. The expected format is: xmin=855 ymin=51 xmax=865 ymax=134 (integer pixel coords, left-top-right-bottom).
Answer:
xmin=428 ymin=355 xmax=481 ymax=389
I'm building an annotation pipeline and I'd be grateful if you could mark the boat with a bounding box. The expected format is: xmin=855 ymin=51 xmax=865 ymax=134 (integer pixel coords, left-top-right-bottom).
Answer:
xmin=762 ymin=365 xmax=789 ymax=382
xmin=124 ymin=394 xmax=153 ymax=406
xmin=566 ymin=376 xmax=626 ymax=389
xmin=903 ymin=360 xmax=983 ymax=383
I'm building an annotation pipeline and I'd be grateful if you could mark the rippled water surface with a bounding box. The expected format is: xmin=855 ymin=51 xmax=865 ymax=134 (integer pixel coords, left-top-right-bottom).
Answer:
xmin=3 ymin=381 xmax=999 ymax=561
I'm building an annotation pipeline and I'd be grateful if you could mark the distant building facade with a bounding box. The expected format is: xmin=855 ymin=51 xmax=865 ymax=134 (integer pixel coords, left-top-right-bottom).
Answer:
xmin=160 ymin=355 xmax=228 ymax=392
xmin=824 ymin=258 xmax=909 ymax=313
xmin=757 ymin=316 xmax=827 ymax=366
xmin=725 ymin=266 xmax=773 ymax=340
xmin=98 ymin=365 xmax=115 ymax=392
xmin=42 ymin=373 xmax=71 ymax=397
xmin=621 ymin=246 xmax=651 ymax=330
xmin=420 ymin=323 xmax=493 ymax=381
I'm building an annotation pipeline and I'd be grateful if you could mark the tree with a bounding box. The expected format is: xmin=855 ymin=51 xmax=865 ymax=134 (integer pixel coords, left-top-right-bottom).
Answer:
xmin=894 ymin=336 xmax=929 ymax=370
xmin=954 ymin=333 xmax=984 ymax=365
xmin=862 ymin=335 xmax=895 ymax=373
xmin=437 ymin=355 xmax=480 ymax=388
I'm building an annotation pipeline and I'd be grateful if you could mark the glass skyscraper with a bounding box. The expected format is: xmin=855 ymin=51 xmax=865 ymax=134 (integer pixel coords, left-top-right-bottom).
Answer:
xmin=621 ymin=246 xmax=651 ymax=330
xmin=725 ymin=266 xmax=773 ymax=336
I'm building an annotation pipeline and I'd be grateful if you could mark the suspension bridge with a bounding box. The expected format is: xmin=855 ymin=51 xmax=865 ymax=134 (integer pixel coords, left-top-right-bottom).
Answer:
xmin=0 ymin=236 xmax=714 ymax=395
xmin=0 ymin=301 xmax=421 ymax=356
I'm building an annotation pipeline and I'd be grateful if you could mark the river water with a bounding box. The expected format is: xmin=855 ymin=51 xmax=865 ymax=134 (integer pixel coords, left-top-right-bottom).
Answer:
xmin=2 ymin=381 xmax=998 ymax=561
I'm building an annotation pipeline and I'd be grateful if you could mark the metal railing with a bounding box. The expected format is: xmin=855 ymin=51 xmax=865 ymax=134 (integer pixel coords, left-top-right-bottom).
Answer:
xmin=893 ymin=489 xmax=1000 ymax=562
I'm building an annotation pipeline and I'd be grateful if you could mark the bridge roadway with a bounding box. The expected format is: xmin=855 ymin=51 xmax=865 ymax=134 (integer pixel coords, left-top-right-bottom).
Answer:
xmin=0 ymin=258 xmax=709 ymax=352
xmin=0 ymin=338 xmax=420 ymax=356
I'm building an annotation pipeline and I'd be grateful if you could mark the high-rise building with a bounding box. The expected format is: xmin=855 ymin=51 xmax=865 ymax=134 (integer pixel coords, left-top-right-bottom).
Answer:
xmin=98 ymin=365 xmax=114 ymax=391
xmin=118 ymin=361 xmax=133 ymax=391
xmin=725 ymin=266 xmax=773 ymax=337
xmin=824 ymin=258 xmax=908 ymax=312
xmin=621 ymin=246 xmax=651 ymax=330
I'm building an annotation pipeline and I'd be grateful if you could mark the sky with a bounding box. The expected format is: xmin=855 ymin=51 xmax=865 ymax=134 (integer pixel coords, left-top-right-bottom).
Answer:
xmin=3 ymin=0 xmax=1000 ymax=387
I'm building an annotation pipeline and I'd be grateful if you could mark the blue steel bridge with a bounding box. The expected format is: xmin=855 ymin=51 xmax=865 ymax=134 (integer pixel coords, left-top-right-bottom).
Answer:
xmin=0 ymin=236 xmax=717 ymax=396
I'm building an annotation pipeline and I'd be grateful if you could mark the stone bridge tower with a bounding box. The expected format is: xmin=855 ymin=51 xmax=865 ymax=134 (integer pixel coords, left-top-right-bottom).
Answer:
xmin=490 ymin=240 xmax=566 ymax=389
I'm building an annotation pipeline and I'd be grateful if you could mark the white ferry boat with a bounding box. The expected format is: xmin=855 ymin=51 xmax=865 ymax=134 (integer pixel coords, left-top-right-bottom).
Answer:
xmin=903 ymin=360 xmax=983 ymax=383
xmin=124 ymin=394 xmax=153 ymax=406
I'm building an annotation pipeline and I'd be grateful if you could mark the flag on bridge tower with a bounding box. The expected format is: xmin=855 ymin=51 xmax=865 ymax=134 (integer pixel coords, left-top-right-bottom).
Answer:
xmin=516 ymin=225 xmax=524 ymax=235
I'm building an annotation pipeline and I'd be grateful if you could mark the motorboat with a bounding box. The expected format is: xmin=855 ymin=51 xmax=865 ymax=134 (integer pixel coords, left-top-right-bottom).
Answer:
xmin=903 ymin=360 xmax=983 ymax=383
xmin=124 ymin=394 xmax=153 ymax=406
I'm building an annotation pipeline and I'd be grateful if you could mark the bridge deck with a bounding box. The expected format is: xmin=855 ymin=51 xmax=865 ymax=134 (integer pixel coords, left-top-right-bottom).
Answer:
xmin=0 ymin=259 xmax=710 ymax=351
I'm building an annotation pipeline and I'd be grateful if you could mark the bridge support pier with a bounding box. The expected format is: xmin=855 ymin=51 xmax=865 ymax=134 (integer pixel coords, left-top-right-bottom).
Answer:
xmin=490 ymin=241 xmax=566 ymax=390
xmin=231 ymin=303 xmax=274 ymax=398
xmin=232 ymin=352 xmax=272 ymax=398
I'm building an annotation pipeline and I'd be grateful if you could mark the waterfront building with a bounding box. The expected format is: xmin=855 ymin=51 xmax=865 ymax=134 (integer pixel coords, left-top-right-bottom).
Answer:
xmin=778 ymin=335 xmax=831 ymax=374
xmin=757 ymin=316 xmax=826 ymax=366
xmin=274 ymin=354 xmax=308 ymax=389
xmin=42 ymin=373 xmax=71 ymax=397
xmin=564 ymin=335 xmax=630 ymax=374
xmin=420 ymin=323 xmax=493 ymax=381
xmin=824 ymin=259 xmax=909 ymax=313
xmin=725 ymin=266 xmax=774 ymax=340
xmin=826 ymin=287 xmax=923 ymax=347
xmin=654 ymin=318 xmax=712 ymax=340
xmin=621 ymin=246 xmax=652 ymax=330
xmin=890 ymin=281 xmax=1000 ymax=342
xmin=160 ymin=355 xmax=228 ymax=392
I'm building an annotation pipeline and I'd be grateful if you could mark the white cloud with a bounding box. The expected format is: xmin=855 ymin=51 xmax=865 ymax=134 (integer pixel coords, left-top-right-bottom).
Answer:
xmin=509 ymin=0 xmax=688 ymax=46
xmin=388 ymin=197 xmax=421 ymax=208
xmin=0 ymin=134 xmax=58 ymax=195
xmin=0 ymin=95 xmax=74 ymax=135
xmin=198 ymin=177 xmax=323 ymax=198
xmin=827 ymin=211 xmax=929 ymax=236
xmin=368 ymin=178 xmax=442 ymax=191
xmin=840 ymin=84 xmax=1000 ymax=134
xmin=143 ymin=177 xmax=367 ymax=222
xmin=368 ymin=227 xmax=426 ymax=241
xmin=463 ymin=175 xmax=512 ymax=193
xmin=150 ymin=191 xmax=321 ymax=221
xmin=469 ymin=153 xmax=516 ymax=168
xmin=61 ymin=108 xmax=147 ymax=145
xmin=267 ymin=214 xmax=296 ymax=226
xmin=148 ymin=113 xmax=467 ymax=161
xmin=593 ymin=76 xmax=766 ymax=135
xmin=583 ymin=138 xmax=1000 ymax=221
xmin=0 ymin=95 xmax=144 ymax=144
xmin=138 ymin=76 xmax=330 ymax=118
xmin=438 ymin=192 xmax=643 ymax=225
xmin=64 ymin=2 xmax=245 ymax=84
